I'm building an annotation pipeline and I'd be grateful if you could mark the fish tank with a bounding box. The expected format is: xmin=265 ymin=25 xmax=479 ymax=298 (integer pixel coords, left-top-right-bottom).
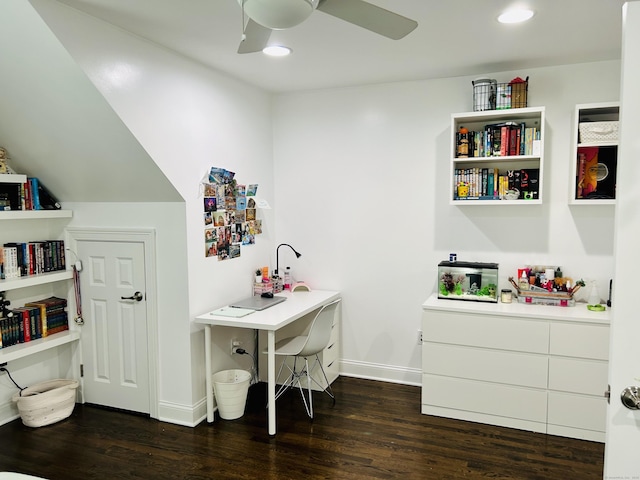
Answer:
xmin=437 ymin=261 xmax=499 ymax=303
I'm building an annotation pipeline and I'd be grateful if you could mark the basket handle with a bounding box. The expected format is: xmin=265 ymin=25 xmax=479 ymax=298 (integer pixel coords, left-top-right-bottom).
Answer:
xmin=591 ymin=125 xmax=615 ymax=134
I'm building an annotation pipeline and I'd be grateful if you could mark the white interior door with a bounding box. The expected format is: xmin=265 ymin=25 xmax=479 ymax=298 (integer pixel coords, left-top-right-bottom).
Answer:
xmin=604 ymin=1 xmax=640 ymax=476
xmin=76 ymin=238 xmax=150 ymax=414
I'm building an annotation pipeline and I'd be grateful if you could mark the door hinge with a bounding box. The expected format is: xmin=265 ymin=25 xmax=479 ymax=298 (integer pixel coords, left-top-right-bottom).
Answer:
xmin=604 ymin=384 xmax=611 ymax=404
xmin=80 ymin=364 xmax=84 ymax=378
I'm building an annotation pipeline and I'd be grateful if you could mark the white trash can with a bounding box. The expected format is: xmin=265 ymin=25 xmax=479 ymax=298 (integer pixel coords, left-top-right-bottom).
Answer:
xmin=212 ymin=369 xmax=251 ymax=420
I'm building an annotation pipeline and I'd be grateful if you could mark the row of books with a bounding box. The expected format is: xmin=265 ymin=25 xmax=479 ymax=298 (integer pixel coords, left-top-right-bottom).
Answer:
xmin=454 ymin=168 xmax=540 ymax=200
xmin=0 ymin=177 xmax=61 ymax=211
xmin=0 ymin=296 xmax=69 ymax=349
xmin=456 ymin=122 xmax=541 ymax=158
xmin=0 ymin=240 xmax=66 ymax=280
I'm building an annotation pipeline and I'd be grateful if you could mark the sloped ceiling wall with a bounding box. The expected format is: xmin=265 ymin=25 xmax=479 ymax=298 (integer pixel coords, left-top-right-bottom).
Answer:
xmin=0 ymin=0 xmax=181 ymax=203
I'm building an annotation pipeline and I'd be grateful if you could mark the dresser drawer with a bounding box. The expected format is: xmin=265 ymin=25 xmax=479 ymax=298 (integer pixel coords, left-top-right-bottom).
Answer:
xmin=548 ymin=391 xmax=607 ymax=432
xmin=423 ymin=343 xmax=548 ymax=389
xmin=549 ymin=322 xmax=609 ymax=360
xmin=548 ymin=357 xmax=608 ymax=395
xmin=422 ymin=374 xmax=547 ymax=423
xmin=422 ymin=310 xmax=549 ymax=354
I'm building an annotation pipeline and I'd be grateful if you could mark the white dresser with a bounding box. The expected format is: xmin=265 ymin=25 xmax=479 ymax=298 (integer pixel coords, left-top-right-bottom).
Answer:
xmin=421 ymin=294 xmax=611 ymax=442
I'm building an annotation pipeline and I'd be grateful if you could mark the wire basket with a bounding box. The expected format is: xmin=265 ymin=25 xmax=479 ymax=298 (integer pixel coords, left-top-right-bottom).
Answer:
xmin=473 ymin=77 xmax=528 ymax=111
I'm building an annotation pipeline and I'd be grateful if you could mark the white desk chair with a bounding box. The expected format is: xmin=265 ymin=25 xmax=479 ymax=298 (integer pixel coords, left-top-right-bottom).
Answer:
xmin=267 ymin=298 xmax=341 ymax=419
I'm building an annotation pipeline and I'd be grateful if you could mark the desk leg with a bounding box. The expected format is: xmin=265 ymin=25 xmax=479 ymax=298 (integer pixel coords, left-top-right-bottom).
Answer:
xmin=268 ymin=330 xmax=276 ymax=436
xmin=204 ymin=325 xmax=214 ymax=423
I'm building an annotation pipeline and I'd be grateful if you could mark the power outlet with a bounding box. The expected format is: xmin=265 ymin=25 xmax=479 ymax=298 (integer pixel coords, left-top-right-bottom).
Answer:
xmin=231 ymin=339 xmax=241 ymax=355
xmin=417 ymin=329 xmax=423 ymax=345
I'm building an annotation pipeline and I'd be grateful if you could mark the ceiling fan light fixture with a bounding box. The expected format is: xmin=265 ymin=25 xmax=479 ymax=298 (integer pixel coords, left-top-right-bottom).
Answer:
xmin=240 ymin=0 xmax=319 ymax=29
xmin=262 ymin=45 xmax=292 ymax=56
xmin=497 ymin=8 xmax=535 ymax=24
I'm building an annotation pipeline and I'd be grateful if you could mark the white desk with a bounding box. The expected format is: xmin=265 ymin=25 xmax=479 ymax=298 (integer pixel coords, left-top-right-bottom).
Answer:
xmin=195 ymin=289 xmax=341 ymax=435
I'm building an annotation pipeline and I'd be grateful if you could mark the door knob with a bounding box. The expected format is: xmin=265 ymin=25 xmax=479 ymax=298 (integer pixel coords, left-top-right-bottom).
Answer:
xmin=621 ymin=386 xmax=640 ymax=410
xmin=121 ymin=291 xmax=143 ymax=302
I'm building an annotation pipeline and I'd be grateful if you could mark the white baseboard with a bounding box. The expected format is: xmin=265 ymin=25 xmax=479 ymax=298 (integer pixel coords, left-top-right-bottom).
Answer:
xmin=339 ymin=359 xmax=421 ymax=386
xmin=0 ymin=400 xmax=20 ymax=427
xmin=157 ymin=398 xmax=207 ymax=427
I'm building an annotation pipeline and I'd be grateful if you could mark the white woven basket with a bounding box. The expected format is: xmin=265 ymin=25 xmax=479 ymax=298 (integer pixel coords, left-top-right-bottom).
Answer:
xmin=12 ymin=379 xmax=78 ymax=428
xmin=579 ymin=121 xmax=619 ymax=143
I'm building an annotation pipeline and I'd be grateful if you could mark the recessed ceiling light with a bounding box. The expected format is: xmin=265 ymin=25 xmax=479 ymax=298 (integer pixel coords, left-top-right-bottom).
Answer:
xmin=498 ymin=8 xmax=535 ymax=24
xmin=262 ymin=45 xmax=292 ymax=57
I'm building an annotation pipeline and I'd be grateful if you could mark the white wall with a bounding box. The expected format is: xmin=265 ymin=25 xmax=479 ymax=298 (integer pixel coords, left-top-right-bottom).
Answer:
xmin=0 ymin=0 xmax=276 ymax=426
xmin=273 ymin=61 xmax=620 ymax=384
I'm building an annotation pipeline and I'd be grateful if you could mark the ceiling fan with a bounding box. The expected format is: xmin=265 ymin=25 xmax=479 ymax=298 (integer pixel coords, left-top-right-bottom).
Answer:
xmin=237 ymin=0 xmax=418 ymax=54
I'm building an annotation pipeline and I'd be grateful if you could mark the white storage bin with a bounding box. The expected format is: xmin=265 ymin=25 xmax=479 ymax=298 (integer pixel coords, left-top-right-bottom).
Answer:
xmin=12 ymin=379 xmax=78 ymax=428
xmin=579 ymin=121 xmax=619 ymax=143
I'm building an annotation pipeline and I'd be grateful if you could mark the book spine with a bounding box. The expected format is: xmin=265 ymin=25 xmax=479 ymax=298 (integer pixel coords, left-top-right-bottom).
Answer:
xmin=577 ymin=152 xmax=586 ymax=198
xmin=509 ymin=126 xmax=518 ymax=156
xmin=30 ymin=178 xmax=41 ymax=210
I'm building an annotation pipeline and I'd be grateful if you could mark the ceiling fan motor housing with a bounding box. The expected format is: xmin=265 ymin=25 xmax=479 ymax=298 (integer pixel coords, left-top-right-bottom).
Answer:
xmin=239 ymin=0 xmax=319 ymax=29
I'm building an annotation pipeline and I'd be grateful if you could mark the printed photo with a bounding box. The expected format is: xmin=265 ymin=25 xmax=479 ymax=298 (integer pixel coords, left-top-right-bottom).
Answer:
xmin=204 ymin=197 xmax=216 ymax=212
xmin=205 ymin=241 xmax=217 ymax=258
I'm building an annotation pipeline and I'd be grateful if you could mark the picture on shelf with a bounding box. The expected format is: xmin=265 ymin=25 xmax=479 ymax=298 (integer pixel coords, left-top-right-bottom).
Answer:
xmin=576 ymin=146 xmax=616 ymax=199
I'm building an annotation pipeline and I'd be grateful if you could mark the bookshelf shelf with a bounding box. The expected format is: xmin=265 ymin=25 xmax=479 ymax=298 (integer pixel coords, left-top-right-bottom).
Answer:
xmin=0 ymin=173 xmax=27 ymax=184
xmin=0 ymin=329 xmax=80 ymax=364
xmin=570 ymin=102 xmax=619 ymax=205
xmin=0 ymin=270 xmax=73 ymax=292
xmin=450 ymin=106 xmax=545 ymax=205
xmin=0 ymin=210 xmax=72 ymax=220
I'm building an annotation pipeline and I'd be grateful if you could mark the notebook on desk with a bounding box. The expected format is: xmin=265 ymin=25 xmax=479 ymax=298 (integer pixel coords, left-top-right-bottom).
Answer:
xmin=210 ymin=307 xmax=255 ymax=318
xmin=230 ymin=295 xmax=287 ymax=311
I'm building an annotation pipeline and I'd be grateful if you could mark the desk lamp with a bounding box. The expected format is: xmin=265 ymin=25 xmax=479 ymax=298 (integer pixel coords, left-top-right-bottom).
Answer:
xmin=275 ymin=243 xmax=301 ymax=278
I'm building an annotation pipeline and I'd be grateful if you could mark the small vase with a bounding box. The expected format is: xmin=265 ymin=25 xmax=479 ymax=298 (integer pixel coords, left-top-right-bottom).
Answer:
xmin=255 ymin=275 xmax=262 ymax=284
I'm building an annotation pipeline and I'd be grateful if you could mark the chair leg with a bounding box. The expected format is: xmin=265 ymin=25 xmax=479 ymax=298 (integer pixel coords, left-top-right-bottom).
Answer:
xmin=296 ymin=357 xmax=313 ymax=419
xmin=270 ymin=355 xmax=336 ymax=419
xmin=270 ymin=356 xmax=296 ymax=408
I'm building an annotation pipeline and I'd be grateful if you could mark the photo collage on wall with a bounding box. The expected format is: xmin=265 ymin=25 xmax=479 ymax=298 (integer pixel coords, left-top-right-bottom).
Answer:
xmin=203 ymin=167 xmax=262 ymax=260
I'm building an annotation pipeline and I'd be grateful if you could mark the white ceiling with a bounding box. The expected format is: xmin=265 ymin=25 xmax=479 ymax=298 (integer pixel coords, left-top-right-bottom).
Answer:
xmin=51 ymin=0 xmax=627 ymax=93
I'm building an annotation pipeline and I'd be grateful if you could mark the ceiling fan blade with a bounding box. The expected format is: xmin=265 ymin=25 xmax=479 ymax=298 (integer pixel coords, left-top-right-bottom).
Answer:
xmin=317 ymin=0 xmax=418 ymax=40
xmin=238 ymin=18 xmax=272 ymax=54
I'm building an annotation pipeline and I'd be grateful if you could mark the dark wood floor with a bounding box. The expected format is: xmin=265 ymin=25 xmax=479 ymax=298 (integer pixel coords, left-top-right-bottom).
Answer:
xmin=0 ymin=377 xmax=604 ymax=479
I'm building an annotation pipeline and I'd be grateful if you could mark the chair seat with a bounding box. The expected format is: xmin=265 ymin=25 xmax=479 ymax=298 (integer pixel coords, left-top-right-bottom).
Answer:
xmin=263 ymin=335 xmax=307 ymax=356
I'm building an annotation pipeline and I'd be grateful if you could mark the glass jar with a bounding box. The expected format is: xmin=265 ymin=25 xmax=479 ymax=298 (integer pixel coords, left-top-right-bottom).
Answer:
xmin=501 ymin=289 xmax=513 ymax=303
